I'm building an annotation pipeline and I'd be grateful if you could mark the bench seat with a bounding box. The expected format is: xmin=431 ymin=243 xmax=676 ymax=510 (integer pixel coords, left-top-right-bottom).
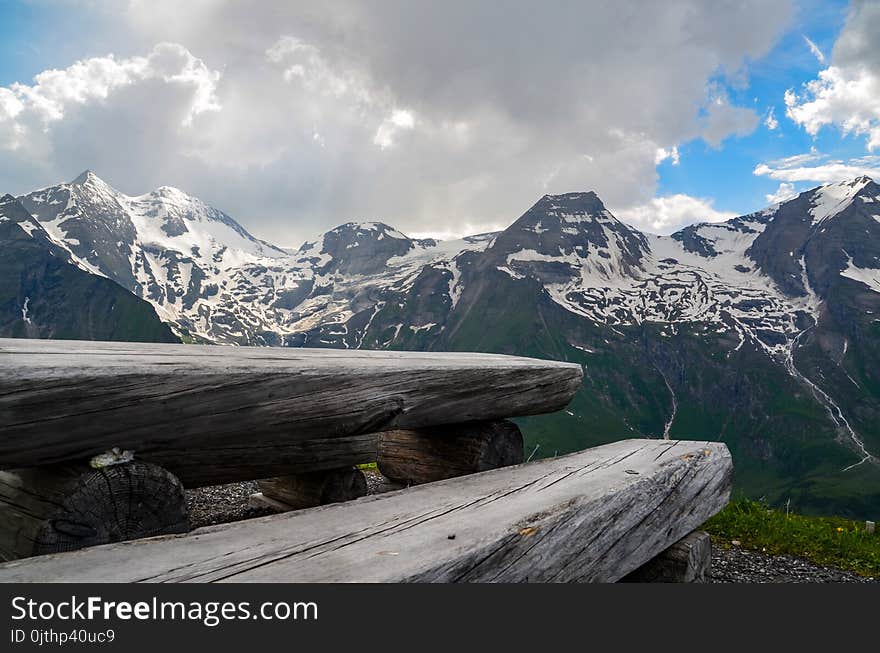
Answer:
xmin=0 ymin=438 xmax=731 ymax=583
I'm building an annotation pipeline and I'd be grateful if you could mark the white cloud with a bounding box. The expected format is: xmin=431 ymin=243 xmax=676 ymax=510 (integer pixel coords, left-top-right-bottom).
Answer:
xmin=764 ymin=107 xmax=778 ymax=130
xmin=1 ymin=1 xmax=793 ymax=244
xmin=700 ymin=86 xmax=761 ymax=147
xmin=7 ymin=43 xmax=219 ymax=128
xmin=0 ymin=89 xmax=25 ymax=150
xmin=786 ymin=68 xmax=880 ymax=150
xmin=0 ymin=42 xmax=220 ymax=172
xmin=786 ymin=2 xmax=880 ymax=151
xmin=802 ymin=35 xmax=826 ymax=64
xmin=753 ymin=154 xmax=880 ymax=183
xmin=0 ymin=44 xmax=228 ymax=206
xmin=655 ymin=146 xmax=680 ymax=165
xmin=768 ymin=148 xmax=824 ymax=168
xmin=765 ymin=182 xmax=798 ymax=204
xmin=374 ymin=109 xmax=416 ymax=149
xmin=615 ymin=194 xmax=736 ymax=233
xmin=265 ymin=36 xmax=374 ymax=105
xmin=0 ymin=89 xmax=24 ymax=120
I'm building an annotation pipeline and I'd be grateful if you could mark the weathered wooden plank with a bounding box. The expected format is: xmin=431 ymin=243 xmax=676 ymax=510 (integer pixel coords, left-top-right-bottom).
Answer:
xmin=0 ymin=338 xmax=583 ymax=475
xmin=621 ymin=530 xmax=712 ymax=583
xmin=377 ymin=420 xmax=523 ymax=485
xmin=0 ymin=439 xmax=731 ymax=583
xmin=0 ymin=461 xmax=188 ymax=561
xmin=143 ymin=434 xmax=378 ymax=488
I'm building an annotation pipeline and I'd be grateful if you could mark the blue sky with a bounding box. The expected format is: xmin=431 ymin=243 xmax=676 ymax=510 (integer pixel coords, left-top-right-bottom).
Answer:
xmin=656 ymin=0 xmax=862 ymax=215
xmin=0 ymin=2 xmax=118 ymax=86
xmin=0 ymin=1 xmax=878 ymax=243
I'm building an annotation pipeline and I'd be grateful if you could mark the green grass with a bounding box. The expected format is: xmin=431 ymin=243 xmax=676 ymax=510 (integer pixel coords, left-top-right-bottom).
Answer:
xmin=703 ymin=499 xmax=880 ymax=577
xmin=356 ymin=462 xmax=378 ymax=471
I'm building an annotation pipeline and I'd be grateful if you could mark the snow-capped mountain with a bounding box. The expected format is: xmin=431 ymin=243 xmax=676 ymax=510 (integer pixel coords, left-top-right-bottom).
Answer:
xmin=488 ymin=191 xmax=650 ymax=283
xmin=12 ymin=170 xmax=880 ymax=375
xmin=0 ymin=193 xmax=176 ymax=342
xmin=18 ymin=171 xmax=293 ymax=342
xmin=15 ymin=171 xmax=500 ymax=346
xmin=7 ymin=171 xmax=880 ymax=516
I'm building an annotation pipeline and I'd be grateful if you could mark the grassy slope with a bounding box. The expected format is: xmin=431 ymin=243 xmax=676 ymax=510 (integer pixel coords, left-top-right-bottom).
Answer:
xmin=704 ymin=499 xmax=880 ymax=577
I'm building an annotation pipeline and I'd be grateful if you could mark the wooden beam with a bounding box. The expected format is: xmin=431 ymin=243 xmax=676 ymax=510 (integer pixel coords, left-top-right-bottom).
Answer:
xmin=377 ymin=420 xmax=523 ymax=485
xmin=0 ymin=461 xmax=188 ymax=561
xmin=0 ymin=439 xmax=731 ymax=582
xmin=144 ymin=434 xmax=377 ymax=488
xmin=0 ymin=339 xmax=582 ymax=478
xmin=621 ymin=530 xmax=712 ymax=583
xmin=258 ymin=467 xmax=367 ymax=510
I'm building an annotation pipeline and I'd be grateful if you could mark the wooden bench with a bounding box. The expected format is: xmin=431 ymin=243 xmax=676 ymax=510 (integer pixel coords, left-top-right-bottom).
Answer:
xmin=0 ymin=338 xmax=582 ymax=560
xmin=0 ymin=439 xmax=731 ymax=582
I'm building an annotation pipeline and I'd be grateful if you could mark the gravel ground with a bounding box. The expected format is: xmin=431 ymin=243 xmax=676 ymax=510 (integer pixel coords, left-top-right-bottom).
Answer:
xmin=186 ymin=480 xmax=274 ymax=529
xmin=187 ymin=474 xmax=877 ymax=583
xmin=185 ymin=470 xmax=400 ymax=529
xmin=709 ymin=545 xmax=878 ymax=583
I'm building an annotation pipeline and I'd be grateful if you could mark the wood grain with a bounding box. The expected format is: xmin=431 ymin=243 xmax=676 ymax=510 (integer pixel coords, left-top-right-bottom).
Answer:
xmin=143 ymin=434 xmax=377 ymax=488
xmin=621 ymin=530 xmax=712 ymax=583
xmin=0 ymin=439 xmax=731 ymax=582
xmin=0 ymin=338 xmax=583 ymax=476
xmin=377 ymin=420 xmax=523 ymax=485
xmin=259 ymin=467 xmax=367 ymax=510
xmin=0 ymin=461 xmax=188 ymax=561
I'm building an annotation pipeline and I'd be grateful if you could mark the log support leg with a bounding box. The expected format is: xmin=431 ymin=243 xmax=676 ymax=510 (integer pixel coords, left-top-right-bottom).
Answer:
xmin=621 ymin=530 xmax=712 ymax=583
xmin=253 ymin=467 xmax=368 ymax=512
xmin=376 ymin=419 xmax=524 ymax=486
xmin=0 ymin=460 xmax=189 ymax=561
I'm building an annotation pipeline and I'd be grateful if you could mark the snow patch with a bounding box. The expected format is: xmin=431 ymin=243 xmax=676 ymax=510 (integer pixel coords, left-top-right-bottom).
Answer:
xmin=840 ymin=253 xmax=880 ymax=293
xmin=17 ymin=221 xmax=39 ymax=237
xmin=809 ymin=177 xmax=871 ymax=225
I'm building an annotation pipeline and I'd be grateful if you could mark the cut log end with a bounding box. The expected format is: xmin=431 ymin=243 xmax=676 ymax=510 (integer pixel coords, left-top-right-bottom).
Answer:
xmin=377 ymin=420 xmax=524 ymax=486
xmin=258 ymin=467 xmax=367 ymax=511
xmin=621 ymin=530 xmax=712 ymax=583
xmin=0 ymin=461 xmax=189 ymax=561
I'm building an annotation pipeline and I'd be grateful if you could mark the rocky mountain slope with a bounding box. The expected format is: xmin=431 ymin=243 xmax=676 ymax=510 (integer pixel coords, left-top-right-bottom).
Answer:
xmin=0 ymin=194 xmax=177 ymax=343
xmin=431 ymin=179 xmax=880 ymax=519
xmin=8 ymin=171 xmax=880 ymax=516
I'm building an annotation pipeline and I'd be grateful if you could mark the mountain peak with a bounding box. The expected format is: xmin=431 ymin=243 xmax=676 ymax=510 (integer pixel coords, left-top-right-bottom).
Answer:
xmin=151 ymin=185 xmax=191 ymax=200
xmin=297 ymin=221 xmax=415 ymax=276
xmin=809 ymin=176 xmax=879 ymax=224
xmin=71 ymin=169 xmax=103 ymax=186
xmin=511 ymin=191 xmax=631 ymax=234
xmin=848 ymin=174 xmax=875 ymax=185
xmin=487 ymin=189 xmax=649 ymax=283
xmin=816 ymin=176 xmax=876 ymax=195
xmin=69 ymin=170 xmax=120 ymax=198
xmin=534 ymin=191 xmax=605 ymax=214
xmin=541 ymin=190 xmax=600 ymax=201
xmin=330 ymin=221 xmax=410 ymax=240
